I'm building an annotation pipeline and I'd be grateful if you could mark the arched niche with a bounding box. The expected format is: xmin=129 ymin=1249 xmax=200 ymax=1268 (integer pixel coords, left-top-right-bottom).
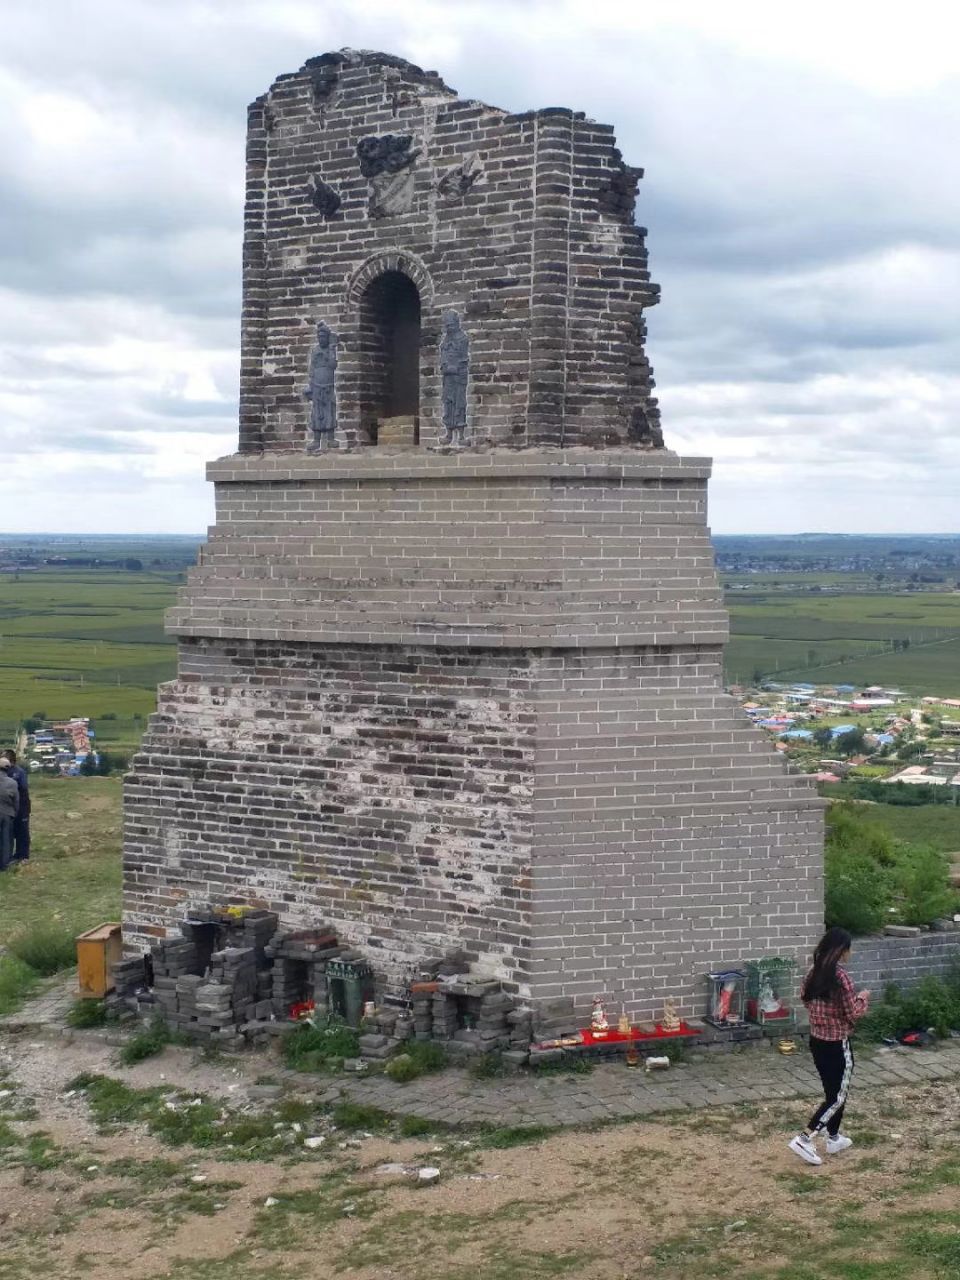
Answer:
xmin=357 ymin=270 xmax=422 ymax=443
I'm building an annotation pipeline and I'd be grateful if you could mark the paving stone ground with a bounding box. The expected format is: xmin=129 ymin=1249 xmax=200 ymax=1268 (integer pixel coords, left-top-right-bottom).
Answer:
xmin=299 ymin=1040 xmax=960 ymax=1129
xmin=0 ymin=970 xmax=76 ymax=1031
xmin=5 ymin=978 xmax=958 ymax=1129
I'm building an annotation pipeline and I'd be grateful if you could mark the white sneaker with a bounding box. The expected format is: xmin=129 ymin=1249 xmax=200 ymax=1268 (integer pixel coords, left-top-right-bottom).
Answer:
xmin=825 ymin=1134 xmax=853 ymax=1154
xmin=789 ymin=1134 xmax=822 ymax=1166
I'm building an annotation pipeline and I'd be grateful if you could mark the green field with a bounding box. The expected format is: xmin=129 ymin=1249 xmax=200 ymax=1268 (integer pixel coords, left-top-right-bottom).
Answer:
xmin=843 ymin=800 xmax=960 ymax=853
xmin=0 ymin=569 xmax=182 ymax=747
xmin=726 ymin=590 xmax=960 ymax=693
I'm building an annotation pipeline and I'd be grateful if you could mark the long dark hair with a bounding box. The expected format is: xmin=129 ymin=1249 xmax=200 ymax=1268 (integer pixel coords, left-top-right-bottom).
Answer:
xmin=801 ymin=927 xmax=852 ymax=1001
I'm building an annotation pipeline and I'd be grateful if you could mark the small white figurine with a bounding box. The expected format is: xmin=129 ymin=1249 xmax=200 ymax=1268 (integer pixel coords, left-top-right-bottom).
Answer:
xmin=759 ymin=976 xmax=782 ymax=1015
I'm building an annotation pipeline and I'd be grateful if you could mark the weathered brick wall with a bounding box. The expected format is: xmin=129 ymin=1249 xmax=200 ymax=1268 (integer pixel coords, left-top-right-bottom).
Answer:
xmin=123 ymin=50 xmax=826 ymax=1021
xmin=168 ymin=452 xmax=726 ymax=647
xmin=239 ymin=50 xmax=658 ymax=452
xmin=846 ymin=932 xmax=960 ymax=998
xmin=124 ymin=642 xmax=537 ymax=987
xmin=127 ymin=449 xmax=825 ymax=1014
xmin=529 ymin=647 xmax=825 ymax=1018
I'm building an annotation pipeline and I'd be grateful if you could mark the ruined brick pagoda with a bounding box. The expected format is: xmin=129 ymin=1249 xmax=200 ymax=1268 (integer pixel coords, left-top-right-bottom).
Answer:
xmin=123 ymin=49 xmax=823 ymax=1021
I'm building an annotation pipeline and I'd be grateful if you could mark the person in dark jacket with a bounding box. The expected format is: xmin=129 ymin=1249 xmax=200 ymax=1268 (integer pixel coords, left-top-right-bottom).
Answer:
xmin=2 ymin=750 xmax=30 ymax=862
xmin=0 ymin=758 xmax=19 ymax=871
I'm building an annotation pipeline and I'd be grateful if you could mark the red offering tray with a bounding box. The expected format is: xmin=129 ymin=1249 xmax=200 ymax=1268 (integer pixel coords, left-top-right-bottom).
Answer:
xmin=580 ymin=1023 xmax=696 ymax=1046
xmin=746 ymin=999 xmax=791 ymax=1021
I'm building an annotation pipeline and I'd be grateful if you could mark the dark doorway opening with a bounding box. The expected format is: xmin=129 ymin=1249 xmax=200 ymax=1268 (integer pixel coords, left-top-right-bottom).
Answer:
xmin=358 ymin=270 xmax=421 ymax=442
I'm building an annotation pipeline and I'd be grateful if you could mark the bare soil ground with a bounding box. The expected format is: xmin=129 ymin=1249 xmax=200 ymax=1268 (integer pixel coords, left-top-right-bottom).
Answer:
xmin=1 ymin=1030 xmax=959 ymax=1280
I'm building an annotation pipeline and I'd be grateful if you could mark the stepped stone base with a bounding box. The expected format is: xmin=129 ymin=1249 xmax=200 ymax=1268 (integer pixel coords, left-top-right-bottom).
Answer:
xmin=123 ymin=449 xmax=824 ymax=1019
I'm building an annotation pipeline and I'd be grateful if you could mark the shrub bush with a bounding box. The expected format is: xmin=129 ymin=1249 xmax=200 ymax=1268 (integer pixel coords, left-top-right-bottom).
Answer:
xmin=824 ymin=845 xmax=890 ymax=934
xmin=891 ymin=845 xmax=955 ymax=926
xmin=7 ymin=921 xmax=78 ymax=975
xmin=384 ymin=1054 xmax=420 ymax=1083
xmin=823 ymin=803 xmax=956 ymax=933
xmin=857 ymin=976 xmax=960 ymax=1041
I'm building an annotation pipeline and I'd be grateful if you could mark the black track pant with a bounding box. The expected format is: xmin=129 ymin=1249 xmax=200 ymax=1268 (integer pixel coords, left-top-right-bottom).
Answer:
xmin=807 ymin=1035 xmax=854 ymax=1137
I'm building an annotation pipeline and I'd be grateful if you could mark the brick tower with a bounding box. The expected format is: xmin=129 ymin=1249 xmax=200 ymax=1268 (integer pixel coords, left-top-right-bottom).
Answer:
xmin=123 ymin=50 xmax=823 ymax=1019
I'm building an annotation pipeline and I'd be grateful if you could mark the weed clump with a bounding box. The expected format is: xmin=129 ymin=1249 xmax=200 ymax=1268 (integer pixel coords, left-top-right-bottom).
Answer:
xmin=403 ymin=1041 xmax=447 ymax=1073
xmin=398 ymin=1114 xmax=432 ymax=1137
xmin=67 ymin=998 xmax=111 ymax=1029
xmin=7 ymin=921 xmax=78 ymax=975
xmin=0 ymin=955 xmax=40 ymax=1016
xmin=119 ymin=1018 xmax=171 ymax=1065
xmin=331 ymin=1101 xmax=391 ymax=1131
xmin=469 ymin=1052 xmax=506 ymax=1080
xmin=282 ymin=1014 xmax=359 ymax=1073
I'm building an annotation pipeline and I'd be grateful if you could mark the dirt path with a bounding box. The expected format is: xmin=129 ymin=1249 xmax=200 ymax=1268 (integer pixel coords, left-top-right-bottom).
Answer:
xmin=1 ymin=1030 xmax=959 ymax=1280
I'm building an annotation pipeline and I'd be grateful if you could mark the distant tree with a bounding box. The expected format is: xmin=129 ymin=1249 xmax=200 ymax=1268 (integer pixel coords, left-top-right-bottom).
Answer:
xmin=79 ymin=752 xmax=98 ymax=776
xmin=124 ymin=558 xmax=143 ymax=571
xmin=751 ymin=668 xmax=764 ymax=686
xmin=31 ymin=710 xmax=47 ymax=721
xmin=836 ymin=727 xmax=867 ymax=756
xmin=813 ymin=727 xmax=834 ymax=749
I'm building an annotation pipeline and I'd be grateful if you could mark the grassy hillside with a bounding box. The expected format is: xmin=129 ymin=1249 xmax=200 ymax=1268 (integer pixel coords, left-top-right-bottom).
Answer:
xmin=0 ymin=776 xmax=122 ymax=949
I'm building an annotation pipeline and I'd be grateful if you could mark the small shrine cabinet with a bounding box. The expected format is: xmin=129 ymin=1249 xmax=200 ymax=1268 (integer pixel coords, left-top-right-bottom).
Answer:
xmin=327 ymin=958 xmax=375 ymax=1028
xmin=76 ymin=922 xmax=123 ymax=999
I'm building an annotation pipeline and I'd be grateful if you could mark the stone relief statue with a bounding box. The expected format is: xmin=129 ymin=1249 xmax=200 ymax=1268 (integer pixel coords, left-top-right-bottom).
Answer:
xmin=629 ymin=402 xmax=664 ymax=449
xmin=437 ymin=151 xmax=483 ymax=202
xmin=307 ymin=173 xmax=342 ymax=219
xmin=303 ymin=322 xmax=338 ymax=453
xmin=439 ymin=312 xmax=469 ymax=446
xmin=356 ymin=134 xmax=420 ymax=217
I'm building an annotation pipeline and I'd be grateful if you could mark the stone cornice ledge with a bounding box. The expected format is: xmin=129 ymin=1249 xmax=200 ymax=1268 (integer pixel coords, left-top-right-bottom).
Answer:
xmin=206 ymin=447 xmax=713 ymax=484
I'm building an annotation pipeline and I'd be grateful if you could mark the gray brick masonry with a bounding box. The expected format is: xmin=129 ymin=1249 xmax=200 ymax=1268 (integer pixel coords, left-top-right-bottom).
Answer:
xmin=847 ymin=931 xmax=960 ymax=997
xmin=122 ymin=50 xmax=824 ymax=1023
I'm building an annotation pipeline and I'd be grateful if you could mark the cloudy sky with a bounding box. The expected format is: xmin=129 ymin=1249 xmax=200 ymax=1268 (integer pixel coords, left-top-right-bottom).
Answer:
xmin=1 ymin=0 xmax=958 ymax=535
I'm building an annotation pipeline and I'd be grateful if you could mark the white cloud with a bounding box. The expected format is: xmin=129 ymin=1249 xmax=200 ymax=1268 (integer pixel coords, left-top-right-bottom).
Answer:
xmin=0 ymin=0 xmax=958 ymax=533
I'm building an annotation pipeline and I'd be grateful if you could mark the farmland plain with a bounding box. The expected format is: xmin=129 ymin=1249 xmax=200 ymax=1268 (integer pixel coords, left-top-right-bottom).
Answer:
xmin=3 ymin=536 xmax=960 ymax=753
xmin=725 ymin=590 xmax=960 ymax=693
xmin=0 ymin=569 xmax=182 ymax=748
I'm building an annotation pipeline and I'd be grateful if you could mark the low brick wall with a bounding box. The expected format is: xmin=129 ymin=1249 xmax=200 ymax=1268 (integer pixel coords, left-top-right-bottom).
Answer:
xmin=847 ymin=931 xmax=960 ymax=996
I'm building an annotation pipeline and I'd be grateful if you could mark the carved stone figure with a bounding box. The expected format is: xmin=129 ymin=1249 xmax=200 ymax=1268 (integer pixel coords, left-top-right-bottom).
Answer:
xmin=356 ymin=134 xmax=420 ymax=217
xmin=437 ymin=151 xmax=483 ymax=202
xmin=660 ymin=998 xmax=681 ymax=1032
xmin=303 ymin=322 xmax=338 ymax=452
xmin=593 ymin=993 xmax=609 ymax=1034
xmin=629 ymin=402 xmax=664 ymax=449
xmin=439 ymin=312 xmax=469 ymax=445
xmin=308 ymin=173 xmax=342 ymax=219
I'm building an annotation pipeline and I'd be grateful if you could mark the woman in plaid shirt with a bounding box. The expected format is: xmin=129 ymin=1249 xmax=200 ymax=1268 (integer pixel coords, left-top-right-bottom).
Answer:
xmin=789 ymin=927 xmax=870 ymax=1166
